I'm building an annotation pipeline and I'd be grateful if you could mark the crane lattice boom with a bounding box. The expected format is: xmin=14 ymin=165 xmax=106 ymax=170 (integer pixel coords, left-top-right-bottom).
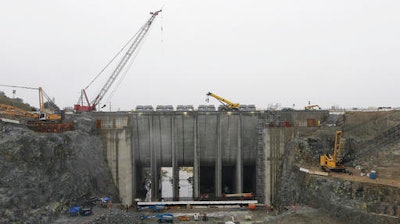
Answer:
xmin=74 ymin=10 xmax=162 ymax=112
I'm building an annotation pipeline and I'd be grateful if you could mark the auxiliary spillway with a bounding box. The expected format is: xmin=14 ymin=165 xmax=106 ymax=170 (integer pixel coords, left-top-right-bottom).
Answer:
xmin=93 ymin=110 xmax=328 ymax=206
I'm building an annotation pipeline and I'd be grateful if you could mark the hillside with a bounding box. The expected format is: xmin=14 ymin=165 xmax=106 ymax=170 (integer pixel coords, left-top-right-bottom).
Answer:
xmin=277 ymin=110 xmax=400 ymax=223
xmin=0 ymin=91 xmax=33 ymax=111
xmin=0 ymin=115 xmax=118 ymax=223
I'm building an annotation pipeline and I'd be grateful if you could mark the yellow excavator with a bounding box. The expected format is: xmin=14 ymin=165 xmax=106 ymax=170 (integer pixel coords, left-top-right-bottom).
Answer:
xmin=320 ymin=131 xmax=346 ymax=172
xmin=206 ymin=92 xmax=240 ymax=111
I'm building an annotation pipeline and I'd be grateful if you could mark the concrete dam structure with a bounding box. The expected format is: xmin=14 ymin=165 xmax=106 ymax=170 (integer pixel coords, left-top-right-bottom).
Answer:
xmin=93 ymin=110 xmax=328 ymax=206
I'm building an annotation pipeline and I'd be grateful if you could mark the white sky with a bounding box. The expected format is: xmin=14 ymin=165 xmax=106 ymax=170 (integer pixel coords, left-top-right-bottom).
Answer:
xmin=1 ymin=0 xmax=399 ymax=111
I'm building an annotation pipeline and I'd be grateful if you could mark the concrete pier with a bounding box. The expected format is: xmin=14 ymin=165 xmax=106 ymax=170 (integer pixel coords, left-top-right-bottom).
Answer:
xmin=94 ymin=110 xmax=327 ymax=206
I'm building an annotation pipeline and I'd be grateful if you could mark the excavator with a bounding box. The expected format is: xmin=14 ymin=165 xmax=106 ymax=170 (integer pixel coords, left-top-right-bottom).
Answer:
xmin=206 ymin=92 xmax=240 ymax=111
xmin=320 ymin=131 xmax=346 ymax=172
xmin=74 ymin=10 xmax=162 ymax=112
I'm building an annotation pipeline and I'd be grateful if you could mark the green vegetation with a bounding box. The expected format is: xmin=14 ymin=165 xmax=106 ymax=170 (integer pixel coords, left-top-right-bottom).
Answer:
xmin=0 ymin=91 xmax=33 ymax=111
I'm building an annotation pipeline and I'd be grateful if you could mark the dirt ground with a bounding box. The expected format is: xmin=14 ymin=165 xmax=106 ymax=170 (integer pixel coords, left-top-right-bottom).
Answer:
xmin=303 ymin=166 xmax=400 ymax=188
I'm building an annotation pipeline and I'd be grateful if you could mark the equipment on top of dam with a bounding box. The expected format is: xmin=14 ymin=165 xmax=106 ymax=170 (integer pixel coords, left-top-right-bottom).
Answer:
xmin=206 ymin=92 xmax=240 ymax=111
xmin=320 ymin=131 xmax=346 ymax=172
xmin=74 ymin=10 xmax=162 ymax=113
xmin=0 ymin=85 xmax=73 ymax=132
xmin=305 ymin=104 xmax=321 ymax=110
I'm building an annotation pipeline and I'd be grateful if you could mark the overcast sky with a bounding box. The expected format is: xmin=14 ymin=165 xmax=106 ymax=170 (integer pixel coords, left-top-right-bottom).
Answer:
xmin=1 ymin=0 xmax=399 ymax=111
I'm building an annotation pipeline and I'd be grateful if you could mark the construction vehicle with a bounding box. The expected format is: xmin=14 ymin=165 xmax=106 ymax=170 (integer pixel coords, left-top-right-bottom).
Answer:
xmin=320 ymin=131 xmax=346 ymax=172
xmin=68 ymin=206 xmax=93 ymax=216
xmin=0 ymin=85 xmax=61 ymax=120
xmin=140 ymin=213 xmax=174 ymax=223
xmin=0 ymin=84 xmax=72 ymax=132
xmin=206 ymin=92 xmax=240 ymax=111
xmin=137 ymin=204 xmax=165 ymax=212
xmin=0 ymin=104 xmax=38 ymax=120
xmin=304 ymin=104 xmax=321 ymax=110
xmin=74 ymin=10 xmax=162 ymax=112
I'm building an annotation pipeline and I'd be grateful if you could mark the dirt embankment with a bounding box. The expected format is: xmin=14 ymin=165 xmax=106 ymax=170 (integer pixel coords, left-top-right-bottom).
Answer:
xmin=279 ymin=165 xmax=399 ymax=223
xmin=277 ymin=111 xmax=400 ymax=224
xmin=0 ymin=115 xmax=118 ymax=223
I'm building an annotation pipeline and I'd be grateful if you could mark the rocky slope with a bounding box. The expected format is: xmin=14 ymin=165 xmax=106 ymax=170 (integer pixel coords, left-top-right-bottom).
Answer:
xmin=277 ymin=111 xmax=400 ymax=224
xmin=0 ymin=115 xmax=118 ymax=223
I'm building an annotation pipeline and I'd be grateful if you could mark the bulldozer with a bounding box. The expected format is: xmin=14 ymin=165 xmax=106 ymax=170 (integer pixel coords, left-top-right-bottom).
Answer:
xmin=320 ymin=131 xmax=346 ymax=172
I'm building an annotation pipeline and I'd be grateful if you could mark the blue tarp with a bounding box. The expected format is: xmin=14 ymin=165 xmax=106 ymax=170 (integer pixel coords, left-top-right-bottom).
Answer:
xmin=69 ymin=206 xmax=81 ymax=214
xmin=100 ymin=197 xmax=111 ymax=202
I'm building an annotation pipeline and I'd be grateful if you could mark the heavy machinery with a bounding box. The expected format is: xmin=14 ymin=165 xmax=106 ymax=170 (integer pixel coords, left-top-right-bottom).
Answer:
xmin=206 ymin=92 xmax=240 ymax=111
xmin=0 ymin=85 xmax=61 ymax=121
xmin=137 ymin=204 xmax=165 ymax=212
xmin=68 ymin=206 xmax=92 ymax=216
xmin=74 ymin=10 xmax=162 ymax=112
xmin=0 ymin=104 xmax=38 ymax=120
xmin=320 ymin=131 xmax=346 ymax=172
xmin=304 ymin=104 xmax=321 ymax=110
xmin=0 ymin=84 xmax=72 ymax=132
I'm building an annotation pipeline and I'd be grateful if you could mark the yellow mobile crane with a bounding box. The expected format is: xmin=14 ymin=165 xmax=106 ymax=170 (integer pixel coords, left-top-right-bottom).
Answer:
xmin=320 ymin=131 xmax=346 ymax=172
xmin=206 ymin=92 xmax=240 ymax=111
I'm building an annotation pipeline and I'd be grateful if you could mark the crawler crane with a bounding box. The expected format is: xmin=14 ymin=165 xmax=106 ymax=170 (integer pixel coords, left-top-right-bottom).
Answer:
xmin=320 ymin=131 xmax=346 ymax=172
xmin=74 ymin=10 xmax=162 ymax=112
xmin=0 ymin=84 xmax=72 ymax=132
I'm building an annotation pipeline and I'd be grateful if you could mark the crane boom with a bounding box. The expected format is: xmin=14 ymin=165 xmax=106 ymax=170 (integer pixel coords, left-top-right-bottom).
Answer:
xmin=74 ymin=10 xmax=162 ymax=112
xmin=320 ymin=131 xmax=346 ymax=172
xmin=0 ymin=84 xmax=58 ymax=119
xmin=206 ymin=92 xmax=240 ymax=111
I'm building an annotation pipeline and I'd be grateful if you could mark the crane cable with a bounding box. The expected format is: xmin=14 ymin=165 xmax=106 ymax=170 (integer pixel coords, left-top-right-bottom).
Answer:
xmin=0 ymin=84 xmax=57 ymax=110
xmin=84 ymin=24 xmax=144 ymax=91
xmin=0 ymin=84 xmax=37 ymax=90
xmin=104 ymin=25 xmax=152 ymax=105
xmin=103 ymin=11 xmax=162 ymax=106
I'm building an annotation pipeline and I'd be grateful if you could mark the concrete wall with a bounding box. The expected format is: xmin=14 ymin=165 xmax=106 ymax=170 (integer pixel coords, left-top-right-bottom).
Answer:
xmin=93 ymin=110 xmax=328 ymax=206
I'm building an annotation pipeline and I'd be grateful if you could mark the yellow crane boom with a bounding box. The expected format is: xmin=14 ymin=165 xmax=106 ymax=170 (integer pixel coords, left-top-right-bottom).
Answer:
xmin=320 ymin=131 xmax=346 ymax=172
xmin=206 ymin=92 xmax=240 ymax=111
